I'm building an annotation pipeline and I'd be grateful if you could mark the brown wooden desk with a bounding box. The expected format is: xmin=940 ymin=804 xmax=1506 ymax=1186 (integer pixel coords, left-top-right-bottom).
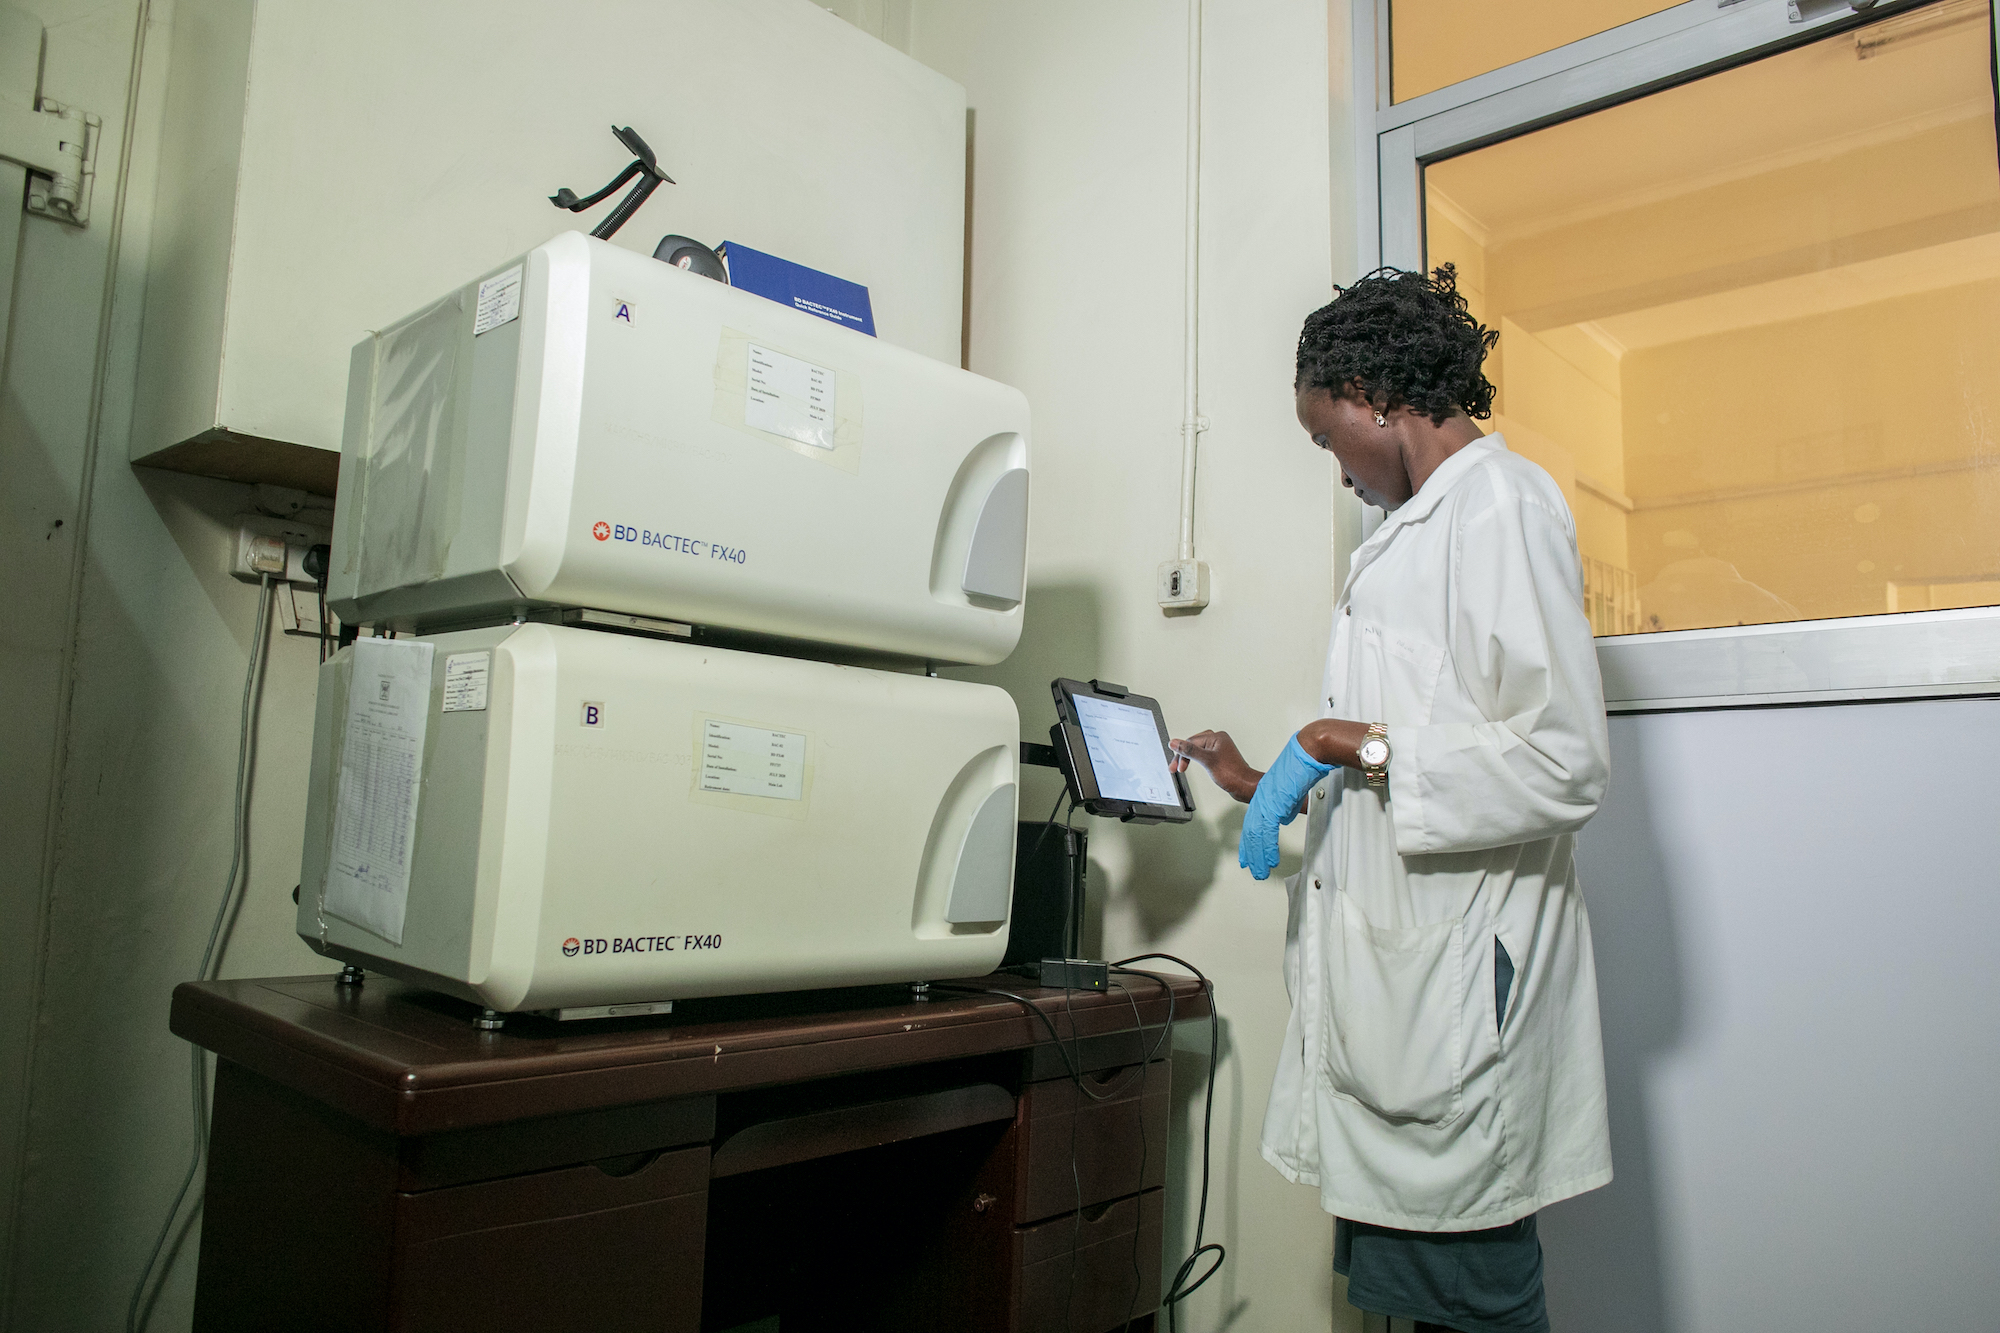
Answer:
xmin=171 ymin=971 xmax=1210 ymax=1333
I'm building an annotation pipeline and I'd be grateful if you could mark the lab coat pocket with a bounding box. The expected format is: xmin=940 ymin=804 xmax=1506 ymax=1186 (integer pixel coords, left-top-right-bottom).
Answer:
xmin=1353 ymin=622 xmax=1446 ymax=724
xmin=1322 ymin=891 xmax=1464 ymax=1127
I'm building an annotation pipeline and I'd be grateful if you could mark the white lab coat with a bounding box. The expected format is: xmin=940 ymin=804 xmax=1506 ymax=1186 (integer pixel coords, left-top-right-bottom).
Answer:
xmin=1260 ymin=434 xmax=1614 ymax=1231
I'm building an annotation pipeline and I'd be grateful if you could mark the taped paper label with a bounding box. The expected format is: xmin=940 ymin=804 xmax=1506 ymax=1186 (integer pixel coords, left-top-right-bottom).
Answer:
xmin=323 ymin=638 xmax=434 ymax=943
xmin=474 ymin=265 xmax=523 ymax=335
xmin=442 ymin=652 xmax=490 ymax=712
xmin=700 ymin=719 xmax=805 ymax=800
xmin=745 ymin=343 xmax=835 ymax=450
xmin=710 ymin=328 xmax=862 ymax=475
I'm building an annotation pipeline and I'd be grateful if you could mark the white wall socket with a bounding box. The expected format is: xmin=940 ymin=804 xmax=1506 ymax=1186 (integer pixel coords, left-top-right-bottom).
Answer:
xmin=1157 ymin=558 xmax=1211 ymax=610
xmin=232 ymin=513 xmax=330 ymax=586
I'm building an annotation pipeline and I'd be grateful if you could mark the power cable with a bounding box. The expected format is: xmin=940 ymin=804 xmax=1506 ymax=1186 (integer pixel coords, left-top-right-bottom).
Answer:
xmin=127 ymin=575 xmax=274 ymax=1333
xmin=1113 ymin=975 xmax=1152 ymax=1332
xmin=1113 ymin=954 xmax=1224 ymax=1332
xmin=1031 ymin=786 xmax=1072 ymax=861
xmin=933 ymin=966 xmax=1191 ymax=1327
xmin=1061 ymin=979 xmax=1083 ymax=1333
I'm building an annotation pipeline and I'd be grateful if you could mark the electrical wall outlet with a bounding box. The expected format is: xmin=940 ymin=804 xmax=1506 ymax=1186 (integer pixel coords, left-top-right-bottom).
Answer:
xmin=1157 ymin=558 xmax=1210 ymax=610
xmin=232 ymin=513 xmax=329 ymax=586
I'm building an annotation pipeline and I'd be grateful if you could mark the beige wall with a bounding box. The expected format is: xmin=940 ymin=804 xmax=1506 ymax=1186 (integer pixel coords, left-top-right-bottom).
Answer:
xmin=902 ymin=2 xmax=1352 ymax=1328
xmin=1 ymin=3 xmax=339 ymax=1328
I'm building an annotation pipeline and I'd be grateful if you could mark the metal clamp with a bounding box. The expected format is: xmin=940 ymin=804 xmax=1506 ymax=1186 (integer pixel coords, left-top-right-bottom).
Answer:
xmin=0 ymin=99 xmax=99 ymax=227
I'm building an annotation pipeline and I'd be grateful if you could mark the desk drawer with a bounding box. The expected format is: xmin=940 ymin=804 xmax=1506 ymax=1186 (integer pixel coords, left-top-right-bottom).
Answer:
xmin=398 ymin=1096 xmax=715 ymax=1190
xmin=390 ymin=1144 xmax=708 ymax=1332
xmin=1013 ymin=1189 xmax=1165 ymax=1333
xmin=1017 ymin=1062 xmax=1169 ymax=1223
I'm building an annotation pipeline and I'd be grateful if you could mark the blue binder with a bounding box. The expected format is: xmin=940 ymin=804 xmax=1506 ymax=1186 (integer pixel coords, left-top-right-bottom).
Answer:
xmin=720 ymin=241 xmax=876 ymax=337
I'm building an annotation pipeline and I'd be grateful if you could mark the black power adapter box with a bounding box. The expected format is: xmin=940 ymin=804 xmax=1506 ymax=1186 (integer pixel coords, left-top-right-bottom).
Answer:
xmin=1038 ymin=957 xmax=1109 ymax=991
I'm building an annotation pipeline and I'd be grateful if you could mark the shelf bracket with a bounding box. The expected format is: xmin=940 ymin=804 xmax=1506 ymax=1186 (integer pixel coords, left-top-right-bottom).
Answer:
xmin=0 ymin=97 xmax=99 ymax=228
xmin=1 ymin=6 xmax=100 ymax=230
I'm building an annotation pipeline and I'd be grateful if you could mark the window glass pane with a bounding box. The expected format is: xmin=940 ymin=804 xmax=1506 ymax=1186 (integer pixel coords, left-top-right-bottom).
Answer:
xmin=1390 ymin=0 xmax=1682 ymax=102
xmin=1423 ymin=0 xmax=2000 ymax=636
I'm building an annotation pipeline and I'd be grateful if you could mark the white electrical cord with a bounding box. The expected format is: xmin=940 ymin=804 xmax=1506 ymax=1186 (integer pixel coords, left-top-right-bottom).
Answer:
xmin=1176 ymin=0 xmax=1206 ymax=563
xmin=126 ymin=574 xmax=274 ymax=1333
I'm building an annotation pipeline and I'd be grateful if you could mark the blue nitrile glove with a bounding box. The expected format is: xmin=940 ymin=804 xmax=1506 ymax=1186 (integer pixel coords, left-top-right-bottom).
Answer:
xmin=1238 ymin=736 xmax=1333 ymax=881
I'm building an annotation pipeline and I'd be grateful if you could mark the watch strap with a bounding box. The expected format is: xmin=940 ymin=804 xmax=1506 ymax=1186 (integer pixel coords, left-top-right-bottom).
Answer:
xmin=1362 ymin=722 xmax=1390 ymax=788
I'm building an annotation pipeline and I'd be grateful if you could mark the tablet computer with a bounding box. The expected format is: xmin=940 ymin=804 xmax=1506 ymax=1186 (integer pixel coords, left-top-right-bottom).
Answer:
xmin=1048 ymin=678 xmax=1196 ymax=824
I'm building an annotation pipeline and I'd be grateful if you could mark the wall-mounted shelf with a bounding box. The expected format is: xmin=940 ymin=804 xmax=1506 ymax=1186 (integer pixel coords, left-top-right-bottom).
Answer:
xmin=132 ymin=429 xmax=339 ymax=498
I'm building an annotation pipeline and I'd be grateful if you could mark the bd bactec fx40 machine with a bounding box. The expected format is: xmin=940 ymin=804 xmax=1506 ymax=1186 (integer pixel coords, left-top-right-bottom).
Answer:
xmin=298 ymin=232 xmax=1031 ymax=1022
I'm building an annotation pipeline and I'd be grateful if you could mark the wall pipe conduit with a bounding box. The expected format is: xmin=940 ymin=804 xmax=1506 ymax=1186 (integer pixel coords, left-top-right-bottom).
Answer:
xmin=1177 ymin=0 xmax=1207 ymax=564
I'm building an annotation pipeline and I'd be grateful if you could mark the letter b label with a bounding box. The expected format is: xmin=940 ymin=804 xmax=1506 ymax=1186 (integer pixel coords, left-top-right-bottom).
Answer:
xmin=581 ymin=702 xmax=605 ymax=728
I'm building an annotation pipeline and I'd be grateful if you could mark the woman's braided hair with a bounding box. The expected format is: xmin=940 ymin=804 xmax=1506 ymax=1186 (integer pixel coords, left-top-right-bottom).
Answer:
xmin=1295 ymin=264 xmax=1498 ymax=424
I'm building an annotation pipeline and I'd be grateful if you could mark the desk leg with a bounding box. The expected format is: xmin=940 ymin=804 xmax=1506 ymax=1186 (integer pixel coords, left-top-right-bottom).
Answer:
xmin=193 ymin=1062 xmax=401 ymax=1330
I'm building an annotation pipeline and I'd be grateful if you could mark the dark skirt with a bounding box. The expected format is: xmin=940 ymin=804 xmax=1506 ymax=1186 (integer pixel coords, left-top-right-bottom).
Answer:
xmin=1335 ymin=1214 xmax=1550 ymax=1333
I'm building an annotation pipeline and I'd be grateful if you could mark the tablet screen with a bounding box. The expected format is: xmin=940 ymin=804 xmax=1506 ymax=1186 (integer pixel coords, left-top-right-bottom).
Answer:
xmin=1071 ymin=694 xmax=1180 ymax=806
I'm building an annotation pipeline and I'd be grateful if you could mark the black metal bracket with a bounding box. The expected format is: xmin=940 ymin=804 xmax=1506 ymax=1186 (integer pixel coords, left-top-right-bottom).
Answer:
xmin=1019 ymin=741 xmax=1059 ymax=769
xmin=550 ymin=125 xmax=675 ymax=241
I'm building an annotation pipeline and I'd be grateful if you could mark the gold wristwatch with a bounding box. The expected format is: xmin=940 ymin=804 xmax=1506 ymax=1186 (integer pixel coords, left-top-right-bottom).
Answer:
xmin=1358 ymin=722 xmax=1391 ymax=788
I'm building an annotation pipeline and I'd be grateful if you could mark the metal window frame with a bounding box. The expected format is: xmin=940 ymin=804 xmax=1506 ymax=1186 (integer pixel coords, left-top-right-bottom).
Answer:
xmin=1352 ymin=0 xmax=2000 ymax=711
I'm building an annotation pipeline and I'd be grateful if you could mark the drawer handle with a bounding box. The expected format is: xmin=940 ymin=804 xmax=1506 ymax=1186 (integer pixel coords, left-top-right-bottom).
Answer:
xmin=593 ymin=1150 xmax=663 ymax=1178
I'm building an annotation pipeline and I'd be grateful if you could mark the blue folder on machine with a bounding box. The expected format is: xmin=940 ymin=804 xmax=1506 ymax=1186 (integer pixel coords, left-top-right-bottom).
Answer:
xmin=720 ymin=241 xmax=876 ymax=337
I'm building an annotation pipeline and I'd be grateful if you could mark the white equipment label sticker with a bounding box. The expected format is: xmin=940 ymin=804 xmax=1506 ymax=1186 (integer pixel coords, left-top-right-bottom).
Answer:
xmin=441 ymin=652 xmax=490 ymax=712
xmin=745 ymin=343 xmax=835 ymax=450
xmin=323 ymin=637 xmax=434 ymax=943
xmin=700 ymin=719 xmax=806 ymax=800
xmin=473 ymin=265 xmax=523 ymax=335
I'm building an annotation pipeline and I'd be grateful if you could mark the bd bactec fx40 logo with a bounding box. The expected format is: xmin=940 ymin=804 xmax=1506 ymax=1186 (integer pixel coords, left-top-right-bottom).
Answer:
xmin=560 ymin=934 xmax=723 ymax=957
xmin=590 ymin=519 xmax=748 ymax=565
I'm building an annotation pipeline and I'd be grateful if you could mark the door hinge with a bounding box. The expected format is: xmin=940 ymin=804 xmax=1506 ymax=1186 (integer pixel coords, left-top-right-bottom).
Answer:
xmin=0 ymin=98 xmax=100 ymax=227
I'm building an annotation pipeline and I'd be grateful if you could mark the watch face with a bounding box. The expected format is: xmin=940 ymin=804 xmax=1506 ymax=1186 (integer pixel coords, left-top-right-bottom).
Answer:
xmin=1359 ymin=738 xmax=1390 ymax=768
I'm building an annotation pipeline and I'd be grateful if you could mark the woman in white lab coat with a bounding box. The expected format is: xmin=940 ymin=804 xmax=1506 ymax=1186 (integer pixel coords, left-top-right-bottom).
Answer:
xmin=1172 ymin=266 xmax=1612 ymax=1333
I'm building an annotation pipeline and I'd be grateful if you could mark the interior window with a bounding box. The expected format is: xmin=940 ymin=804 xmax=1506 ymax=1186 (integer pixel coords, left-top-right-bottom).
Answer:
xmin=1422 ymin=0 xmax=2000 ymax=636
xmin=1389 ymin=0 xmax=1682 ymax=103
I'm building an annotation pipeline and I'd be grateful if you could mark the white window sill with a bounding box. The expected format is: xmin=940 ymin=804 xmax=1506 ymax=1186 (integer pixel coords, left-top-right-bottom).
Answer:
xmin=1597 ymin=606 xmax=2000 ymax=712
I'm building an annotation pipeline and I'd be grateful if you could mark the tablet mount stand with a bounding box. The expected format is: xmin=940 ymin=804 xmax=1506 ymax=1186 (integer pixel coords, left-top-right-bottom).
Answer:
xmin=1016 ymin=739 xmax=1109 ymax=991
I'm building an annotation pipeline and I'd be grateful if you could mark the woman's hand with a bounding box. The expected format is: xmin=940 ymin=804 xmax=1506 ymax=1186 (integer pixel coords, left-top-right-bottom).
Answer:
xmin=1169 ymin=730 xmax=1262 ymax=804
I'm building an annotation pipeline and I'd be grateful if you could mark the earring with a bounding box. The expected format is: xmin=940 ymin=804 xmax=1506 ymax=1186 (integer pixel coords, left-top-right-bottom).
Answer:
xmin=1374 ymin=411 xmax=1388 ymax=427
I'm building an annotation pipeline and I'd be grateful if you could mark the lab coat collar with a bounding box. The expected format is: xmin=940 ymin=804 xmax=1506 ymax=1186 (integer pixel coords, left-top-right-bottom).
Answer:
xmin=1381 ymin=432 xmax=1507 ymax=533
xmin=1341 ymin=433 xmax=1508 ymax=604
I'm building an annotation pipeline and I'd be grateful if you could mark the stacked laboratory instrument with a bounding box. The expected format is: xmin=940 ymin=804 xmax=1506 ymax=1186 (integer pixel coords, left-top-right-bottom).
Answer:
xmin=298 ymin=232 xmax=1030 ymax=1018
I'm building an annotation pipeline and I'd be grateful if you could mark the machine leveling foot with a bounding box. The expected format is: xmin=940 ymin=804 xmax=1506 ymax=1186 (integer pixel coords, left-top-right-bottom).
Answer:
xmin=336 ymin=965 xmax=365 ymax=987
xmin=475 ymin=1008 xmax=506 ymax=1031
